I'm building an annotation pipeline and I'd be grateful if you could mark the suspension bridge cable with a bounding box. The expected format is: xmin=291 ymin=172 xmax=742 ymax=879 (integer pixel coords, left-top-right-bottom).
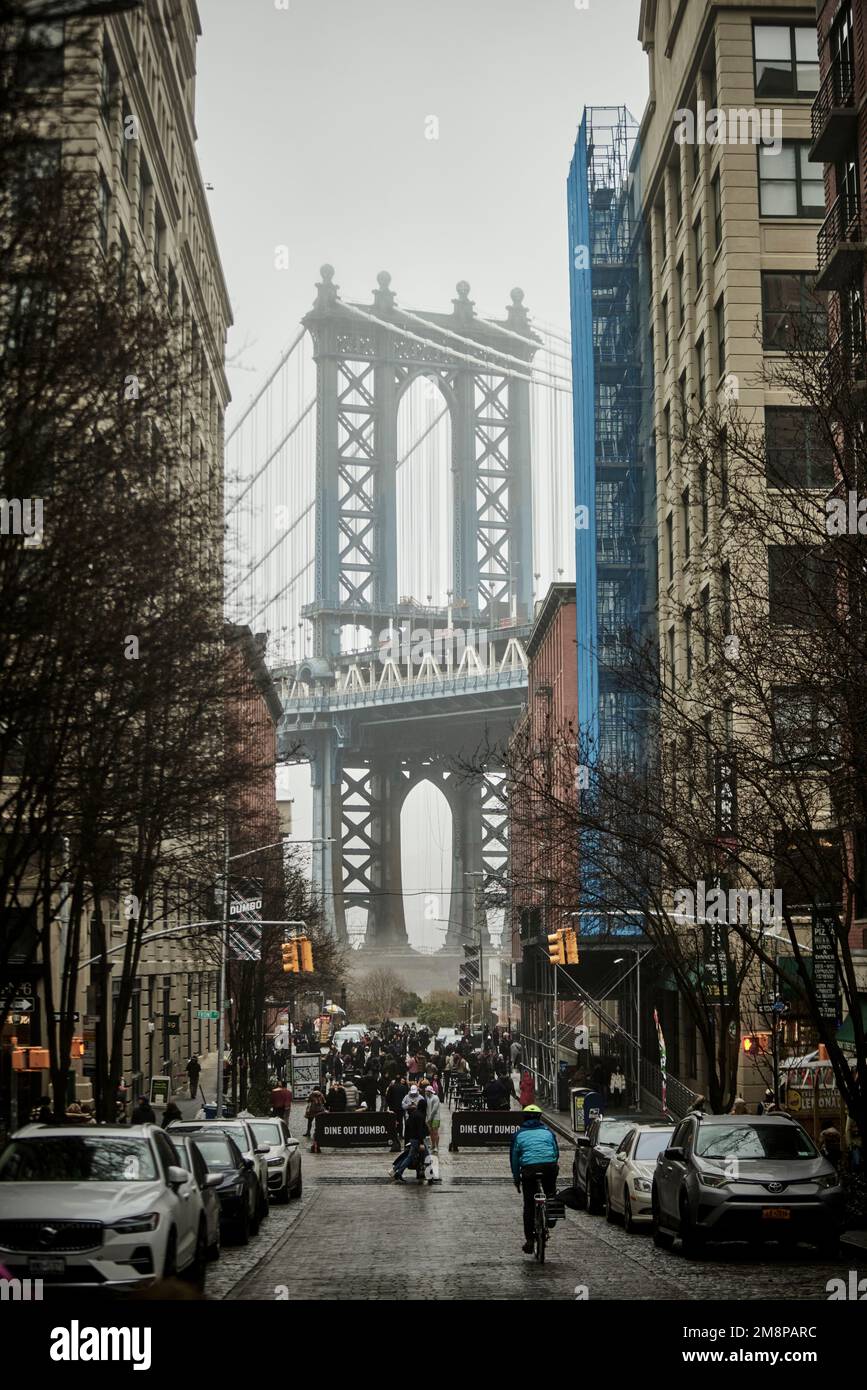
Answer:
xmin=250 ymin=558 xmax=314 ymax=626
xmin=225 ymin=328 xmax=307 ymax=445
xmin=225 ymin=501 xmax=315 ymax=601
xmin=225 ymin=397 xmax=316 ymax=516
xmin=398 ymin=404 xmax=450 ymax=466
xmin=465 ymin=314 xmax=573 ymax=364
xmin=389 ymin=306 xmax=572 ymax=386
xmin=341 ymin=301 xmax=569 ymax=394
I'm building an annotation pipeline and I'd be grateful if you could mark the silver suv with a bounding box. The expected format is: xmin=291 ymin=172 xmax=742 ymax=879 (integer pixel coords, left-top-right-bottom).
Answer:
xmin=651 ymin=1112 xmax=845 ymax=1257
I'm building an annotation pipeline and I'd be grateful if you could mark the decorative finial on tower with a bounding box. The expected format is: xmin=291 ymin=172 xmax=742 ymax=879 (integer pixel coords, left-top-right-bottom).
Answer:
xmin=314 ymin=263 xmax=339 ymax=309
xmin=452 ymin=280 xmax=475 ymax=326
xmin=373 ymin=270 xmax=396 ymax=312
xmin=507 ymin=286 xmax=530 ymax=331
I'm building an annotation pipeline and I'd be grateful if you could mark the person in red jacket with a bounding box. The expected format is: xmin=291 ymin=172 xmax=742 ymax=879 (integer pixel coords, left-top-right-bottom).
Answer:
xmin=270 ymin=1080 xmax=293 ymax=1123
xmin=519 ymin=1069 xmax=535 ymax=1108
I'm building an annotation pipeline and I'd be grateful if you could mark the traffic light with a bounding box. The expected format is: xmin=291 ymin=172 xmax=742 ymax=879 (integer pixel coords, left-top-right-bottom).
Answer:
xmin=281 ymin=941 xmax=299 ymax=973
xmin=299 ymin=938 xmax=314 ymax=973
xmin=547 ymin=929 xmax=565 ymax=965
xmin=563 ymin=926 xmax=579 ymax=965
xmin=742 ymin=1033 xmax=769 ymax=1056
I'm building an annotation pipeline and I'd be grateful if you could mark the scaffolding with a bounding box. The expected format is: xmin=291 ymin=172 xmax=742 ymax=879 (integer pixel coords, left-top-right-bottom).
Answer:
xmin=569 ymin=105 xmax=650 ymax=772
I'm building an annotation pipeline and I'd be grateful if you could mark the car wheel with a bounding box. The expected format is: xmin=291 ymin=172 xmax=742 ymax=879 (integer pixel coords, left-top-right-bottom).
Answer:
xmin=586 ymin=1169 xmax=602 ymax=1215
xmin=275 ymin=1177 xmax=290 ymax=1205
xmin=290 ymin=1172 xmax=303 ymax=1200
xmin=162 ymin=1229 xmax=178 ymax=1279
xmin=679 ymin=1196 xmax=704 ymax=1258
xmin=182 ymin=1221 xmax=207 ymax=1288
xmin=258 ymin=1187 xmax=270 ymax=1220
xmin=623 ymin=1191 xmax=635 ymax=1233
xmin=651 ymin=1195 xmax=674 ymax=1250
xmin=232 ymin=1206 xmax=250 ymax=1246
xmin=250 ymin=1200 xmax=260 ymax=1236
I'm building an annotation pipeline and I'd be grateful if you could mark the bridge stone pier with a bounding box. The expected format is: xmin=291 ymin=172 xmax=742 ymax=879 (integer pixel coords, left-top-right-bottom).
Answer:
xmin=275 ymin=268 xmax=539 ymax=980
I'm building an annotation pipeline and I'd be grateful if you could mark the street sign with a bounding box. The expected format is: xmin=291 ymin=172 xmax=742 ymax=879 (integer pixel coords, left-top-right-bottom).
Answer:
xmin=812 ymin=907 xmax=839 ymax=1023
xmin=9 ymin=995 xmax=34 ymax=1013
xmin=196 ymin=1009 xmax=219 ymax=1020
xmin=51 ymin=1011 xmax=80 ymax=1022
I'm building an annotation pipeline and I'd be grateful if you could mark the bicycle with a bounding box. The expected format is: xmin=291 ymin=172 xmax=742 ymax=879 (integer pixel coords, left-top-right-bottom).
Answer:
xmin=533 ymin=1172 xmax=550 ymax=1263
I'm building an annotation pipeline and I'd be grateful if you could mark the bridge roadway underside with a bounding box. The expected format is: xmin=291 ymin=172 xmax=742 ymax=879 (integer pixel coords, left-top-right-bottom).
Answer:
xmin=279 ymin=682 xmax=524 ymax=959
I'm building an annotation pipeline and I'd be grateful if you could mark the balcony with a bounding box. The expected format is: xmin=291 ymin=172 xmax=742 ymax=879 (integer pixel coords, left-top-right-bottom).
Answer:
xmin=816 ymin=191 xmax=867 ymax=292
xmin=810 ymin=59 xmax=857 ymax=165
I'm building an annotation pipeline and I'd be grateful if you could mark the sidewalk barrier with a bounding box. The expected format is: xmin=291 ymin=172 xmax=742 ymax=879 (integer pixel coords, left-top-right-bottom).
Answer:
xmin=448 ymin=1109 xmax=526 ymax=1152
xmin=313 ymin=1111 xmax=396 ymax=1147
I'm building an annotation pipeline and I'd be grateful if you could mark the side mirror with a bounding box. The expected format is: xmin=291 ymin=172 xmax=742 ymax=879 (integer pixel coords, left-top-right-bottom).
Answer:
xmin=204 ymin=1172 xmax=223 ymax=1189
xmin=166 ymin=1165 xmax=188 ymax=1188
xmin=254 ymin=1146 xmax=269 ymax=1156
xmin=574 ymin=1134 xmax=591 ymax=1147
xmin=664 ymin=1146 xmax=685 ymax=1163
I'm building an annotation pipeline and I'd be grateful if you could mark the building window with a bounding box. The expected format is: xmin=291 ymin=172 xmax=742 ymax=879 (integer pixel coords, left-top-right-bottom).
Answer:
xmin=719 ymin=428 xmax=729 ymax=509
xmin=661 ymin=293 xmax=670 ymax=360
xmin=768 ymin=545 xmax=831 ymax=627
xmin=665 ymin=512 xmax=674 ymax=584
xmin=696 ymin=335 xmax=706 ymax=410
xmin=772 ymin=687 xmax=833 ymax=766
xmin=677 ymin=371 xmax=687 ymax=435
xmin=711 ymin=171 xmax=722 ymax=251
xmin=98 ymin=173 xmax=111 ymax=253
xmin=715 ymin=296 xmax=725 ymax=378
xmin=659 ymin=202 xmax=667 ymax=264
xmin=698 ymin=461 xmax=709 ymax=535
xmin=700 ymin=584 xmax=711 ymax=661
xmin=676 ymin=257 xmax=685 ymax=329
xmin=685 ymin=606 xmax=693 ymax=681
xmin=154 ymin=204 xmax=165 ymax=278
xmin=682 ymin=487 xmax=691 ymax=561
xmin=693 ymin=215 xmax=703 ymax=293
xmin=721 ymin=561 xmax=731 ymax=637
xmin=765 ymin=407 xmax=834 ymax=488
xmin=118 ymin=225 xmax=130 ymax=288
xmin=17 ymin=20 xmax=64 ymax=87
xmin=762 ymin=272 xmax=827 ymax=350
xmin=100 ymin=38 xmax=117 ymax=121
xmin=667 ymin=627 xmax=676 ymax=688
xmin=120 ymin=100 xmax=133 ymax=185
xmin=663 ymin=402 xmax=671 ymax=473
xmin=758 ymin=142 xmax=824 ymax=218
xmin=753 ymin=24 xmax=819 ymax=99
xmin=672 ymin=166 xmax=682 ymax=226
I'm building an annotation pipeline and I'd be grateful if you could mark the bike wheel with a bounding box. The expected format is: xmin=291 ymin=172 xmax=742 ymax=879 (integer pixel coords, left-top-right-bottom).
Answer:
xmin=534 ymin=1205 xmax=546 ymax=1264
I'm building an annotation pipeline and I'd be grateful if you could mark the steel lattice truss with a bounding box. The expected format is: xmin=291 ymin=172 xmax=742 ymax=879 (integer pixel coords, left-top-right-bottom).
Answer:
xmin=474 ymin=375 xmax=512 ymax=618
xmin=480 ymin=769 xmax=509 ymax=895
xmin=336 ymin=360 xmax=377 ymax=608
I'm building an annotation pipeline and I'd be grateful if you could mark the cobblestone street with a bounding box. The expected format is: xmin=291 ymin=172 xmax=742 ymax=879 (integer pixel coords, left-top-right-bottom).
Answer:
xmin=203 ymin=1105 xmax=867 ymax=1302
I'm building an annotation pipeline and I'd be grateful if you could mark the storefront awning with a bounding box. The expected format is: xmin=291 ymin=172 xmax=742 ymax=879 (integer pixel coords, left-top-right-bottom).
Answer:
xmin=836 ymin=994 xmax=867 ymax=1045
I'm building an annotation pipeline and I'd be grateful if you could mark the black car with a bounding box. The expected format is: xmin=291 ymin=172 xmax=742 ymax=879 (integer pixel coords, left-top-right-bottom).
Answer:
xmin=574 ymin=1115 xmax=655 ymax=1213
xmin=184 ymin=1130 xmax=260 ymax=1245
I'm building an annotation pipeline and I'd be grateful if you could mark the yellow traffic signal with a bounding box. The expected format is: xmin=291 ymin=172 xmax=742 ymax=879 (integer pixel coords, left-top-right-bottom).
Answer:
xmin=564 ymin=927 xmax=579 ymax=965
xmin=299 ymin=938 xmax=314 ymax=973
xmin=547 ymin=930 xmax=565 ymax=966
xmin=742 ymin=1033 xmax=769 ymax=1055
xmin=742 ymin=1034 xmax=756 ymax=1054
xmin=281 ymin=941 xmax=299 ymax=973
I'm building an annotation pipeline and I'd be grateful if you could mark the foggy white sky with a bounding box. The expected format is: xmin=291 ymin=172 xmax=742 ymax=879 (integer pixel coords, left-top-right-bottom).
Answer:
xmin=196 ymin=0 xmax=649 ymax=412
xmin=195 ymin=0 xmax=649 ymax=949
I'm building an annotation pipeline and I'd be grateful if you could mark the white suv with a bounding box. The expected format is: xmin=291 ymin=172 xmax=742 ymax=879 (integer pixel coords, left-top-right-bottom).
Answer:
xmin=0 ymin=1124 xmax=207 ymax=1291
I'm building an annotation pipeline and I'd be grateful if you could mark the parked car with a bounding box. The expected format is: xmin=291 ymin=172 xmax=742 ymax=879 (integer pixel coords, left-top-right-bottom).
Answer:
xmin=574 ymin=1114 xmax=655 ymax=1213
xmin=0 ymin=1124 xmax=207 ymax=1290
xmin=430 ymin=1028 xmax=462 ymax=1054
xmin=603 ymin=1123 xmax=675 ymax=1231
xmin=332 ymin=1024 xmax=368 ymax=1050
xmin=651 ymin=1112 xmax=845 ymax=1258
xmin=167 ymin=1119 xmax=269 ymax=1221
xmin=245 ymin=1118 xmax=302 ymax=1203
xmin=168 ymin=1133 xmax=223 ymax=1260
xmin=183 ymin=1130 xmax=260 ymax=1244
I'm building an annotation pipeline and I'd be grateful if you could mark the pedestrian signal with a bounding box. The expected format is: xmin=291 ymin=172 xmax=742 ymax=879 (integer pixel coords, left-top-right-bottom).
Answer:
xmin=742 ymin=1033 xmax=769 ymax=1055
xmin=547 ymin=930 xmax=565 ymax=966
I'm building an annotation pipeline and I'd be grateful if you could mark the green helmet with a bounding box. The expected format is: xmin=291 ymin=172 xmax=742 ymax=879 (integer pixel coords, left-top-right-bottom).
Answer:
xmin=522 ymin=1103 xmax=542 ymax=1113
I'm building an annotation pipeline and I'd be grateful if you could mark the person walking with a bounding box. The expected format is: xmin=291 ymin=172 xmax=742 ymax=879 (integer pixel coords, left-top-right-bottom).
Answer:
xmin=325 ymin=1080 xmax=347 ymax=1112
xmin=484 ymin=1074 xmax=510 ymax=1111
xmin=271 ymin=1079 xmax=293 ymax=1123
xmin=519 ymin=1069 xmax=535 ymax=1108
xmin=391 ymin=1101 xmax=429 ymax=1183
xmin=356 ymin=1070 xmax=379 ymax=1113
xmin=305 ymin=1088 xmax=326 ymax=1149
xmin=130 ymin=1096 xmax=156 ymax=1124
xmin=510 ymin=1104 xmax=560 ymax=1254
xmin=161 ymin=1101 xmax=183 ymax=1127
xmin=424 ymin=1084 xmax=441 ymax=1154
xmin=386 ymin=1075 xmax=409 ymax=1148
xmin=185 ymin=1055 xmax=201 ymax=1100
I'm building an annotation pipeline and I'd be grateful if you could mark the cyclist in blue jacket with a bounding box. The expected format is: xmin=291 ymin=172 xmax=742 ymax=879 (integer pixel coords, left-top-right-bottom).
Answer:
xmin=510 ymin=1104 xmax=560 ymax=1253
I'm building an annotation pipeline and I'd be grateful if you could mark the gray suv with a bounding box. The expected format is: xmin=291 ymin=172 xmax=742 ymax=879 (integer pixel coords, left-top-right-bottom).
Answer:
xmin=651 ymin=1112 xmax=844 ymax=1258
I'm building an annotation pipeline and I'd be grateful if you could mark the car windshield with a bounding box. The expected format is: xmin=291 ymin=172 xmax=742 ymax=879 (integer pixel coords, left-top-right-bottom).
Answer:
xmin=599 ymin=1120 xmax=633 ymax=1146
xmin=250 ymin=1123 xmax=282 ymax=1146
xmin=0 ymin=1137 xmax=158 ymax=1182
xmin=635 ymin=1129 xmax=674 ymax=1160
xmin=695 ymin=1124 xmax=818 ymax=1161
xmin=191 ymin=1137 xmax=237 ymax=1169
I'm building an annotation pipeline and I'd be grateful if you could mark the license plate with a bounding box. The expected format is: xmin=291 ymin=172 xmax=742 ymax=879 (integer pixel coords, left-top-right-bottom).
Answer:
xmin=29 ymin=1256 xmax=65 ymax=1274
xmin=761 ymin=1208 xmax=791 ymax=1221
